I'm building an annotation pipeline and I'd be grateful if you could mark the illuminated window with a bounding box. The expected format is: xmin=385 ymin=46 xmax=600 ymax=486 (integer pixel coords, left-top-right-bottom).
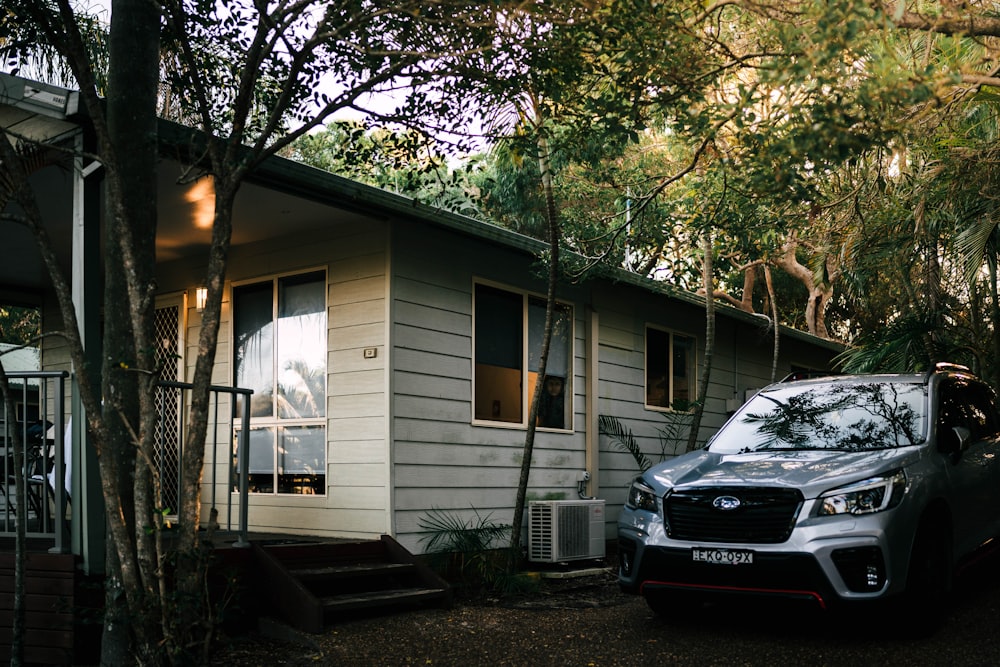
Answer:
xmin=233 ymin=270 xmax=327 ymax=494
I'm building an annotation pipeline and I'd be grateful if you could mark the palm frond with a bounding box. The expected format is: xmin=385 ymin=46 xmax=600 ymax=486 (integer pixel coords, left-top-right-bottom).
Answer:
xmin=599 ymin=414 xmax=652 ymax=471
xmin=834 ymin=315 xmax=934 ymax=373
xmin=955 ymin=215 xmax=999 ymax=285
xmin=418 ymin=507 xmax=510 ymax=554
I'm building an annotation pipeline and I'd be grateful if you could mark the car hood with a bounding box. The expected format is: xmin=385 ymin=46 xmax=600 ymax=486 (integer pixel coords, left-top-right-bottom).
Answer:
xmin=646 ymin=448 xmax=919 ymax=499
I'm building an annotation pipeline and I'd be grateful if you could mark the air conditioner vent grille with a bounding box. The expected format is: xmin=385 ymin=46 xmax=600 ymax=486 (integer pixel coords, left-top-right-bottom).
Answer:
xmin=527 ymin=500 xmax=605 ymax=563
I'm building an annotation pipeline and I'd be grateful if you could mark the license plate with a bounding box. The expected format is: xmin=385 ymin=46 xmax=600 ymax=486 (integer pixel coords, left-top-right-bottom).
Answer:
xmin=692 ymin=547 xmax=754 ymax=565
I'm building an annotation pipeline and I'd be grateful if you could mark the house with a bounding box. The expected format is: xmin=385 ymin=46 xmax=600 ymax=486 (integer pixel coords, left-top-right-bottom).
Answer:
xmin=0 ymin=72 xmax=843 ymax=572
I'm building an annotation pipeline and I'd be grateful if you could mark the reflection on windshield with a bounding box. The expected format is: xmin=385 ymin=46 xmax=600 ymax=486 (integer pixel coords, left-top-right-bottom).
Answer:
xmin=709 ymin=382 xmax=926 ymax=453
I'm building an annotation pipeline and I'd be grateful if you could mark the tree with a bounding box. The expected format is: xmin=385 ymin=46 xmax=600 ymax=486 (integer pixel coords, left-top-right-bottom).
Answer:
xmin=1 ymin=1 xmax=524 ymax=663
xmin=0 ymin=306 xmax=40 ymax=346
xmin=290 ymin=120 xmax=483 ymax=216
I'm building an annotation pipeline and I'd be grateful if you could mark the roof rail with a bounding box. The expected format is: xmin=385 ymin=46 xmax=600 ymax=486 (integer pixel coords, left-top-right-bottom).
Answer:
xmin=925 ymin=362 xmax=973 ymax=383
xmin=934 ymin=362 xmax=971 ymax=373
xmin=780 ymin=370 xmax=839 ymax=383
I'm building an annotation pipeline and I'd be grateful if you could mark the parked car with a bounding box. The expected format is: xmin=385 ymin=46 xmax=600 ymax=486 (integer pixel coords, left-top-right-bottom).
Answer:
xmin=617 ymin=364 xmax=1000 ymax=633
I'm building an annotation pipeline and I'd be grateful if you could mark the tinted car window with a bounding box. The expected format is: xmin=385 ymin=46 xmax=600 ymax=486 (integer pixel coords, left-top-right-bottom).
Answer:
xmin=708 ymin=381 xmax=926 ymax=453
xmin=938 ymin=380 xmax=1000 ymax=441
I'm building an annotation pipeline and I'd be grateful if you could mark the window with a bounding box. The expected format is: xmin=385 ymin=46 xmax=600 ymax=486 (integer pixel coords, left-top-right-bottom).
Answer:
xmin=474 ymin=282 xmax=573 ymax=429
xmin=233 ymin=271 xmax=327 ymax=494
xmin=938 ymin=379 xmax=1000 ymax=442
xmin=645 ymin=326 xmax=696 ymax=411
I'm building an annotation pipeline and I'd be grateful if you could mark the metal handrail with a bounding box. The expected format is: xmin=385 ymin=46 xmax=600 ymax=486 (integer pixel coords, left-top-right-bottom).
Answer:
xmin=0 ymin=371 xmax=67 ymax=552
xmin=156 ymin=380 xmax=254 ymax=547
xmin=0 ymin=373 xmax=252 ymax=551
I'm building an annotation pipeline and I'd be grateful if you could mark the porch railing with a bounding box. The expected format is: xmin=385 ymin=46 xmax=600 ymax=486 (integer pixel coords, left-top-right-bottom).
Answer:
xmin=156 ymin=380 xmax=253 ymax=547
xmin=0 ymin=372 xmax=253 ymax=551
xmin=0 ymin=371 xmax=68 ymax=553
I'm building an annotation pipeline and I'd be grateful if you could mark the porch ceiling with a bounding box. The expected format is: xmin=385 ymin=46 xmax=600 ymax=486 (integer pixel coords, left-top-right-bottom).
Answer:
xmin=1 ymin=120 xmax=369 ymax=304
xmin=154 ymin=158 xmax=368 ymax=263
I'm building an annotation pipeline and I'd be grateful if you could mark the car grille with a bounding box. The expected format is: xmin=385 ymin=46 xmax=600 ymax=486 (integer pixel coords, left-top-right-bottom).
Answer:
xmin=664 ymin=486 xmax=803 ymax=544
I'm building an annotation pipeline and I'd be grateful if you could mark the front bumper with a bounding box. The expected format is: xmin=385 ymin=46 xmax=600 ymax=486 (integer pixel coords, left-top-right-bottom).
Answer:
xmin=618 ymin=509 xmax=904 ymax=607
xmin=619 ymin=541 xmax=849 ymax=608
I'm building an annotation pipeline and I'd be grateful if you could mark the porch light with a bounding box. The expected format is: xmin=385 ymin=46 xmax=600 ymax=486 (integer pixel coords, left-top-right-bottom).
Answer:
xmin=184 ymin=178 xmax=215 ymax=230
xmin=195 ymin=287 xmax=208 ymax=312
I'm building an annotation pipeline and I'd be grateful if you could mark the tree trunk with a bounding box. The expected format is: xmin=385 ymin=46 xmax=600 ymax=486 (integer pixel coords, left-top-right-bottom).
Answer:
xmin=509 ymin=132 xmax=560 ymax=562
xmin=764 ymin=265 xmax=780 ymax=382
xmin=686 ymin=230 xmax=714 ymax=452
xmin=0 ymin=363 xmax=25 ymax=667
xmin=739 ymin=264 xmax=756 ymax=312
xmin=772 ymin=235 xmax=834 ymax=339
xmin=702 ymin=262 xmax=759 ymax=313
xmin=104 ymin=0 xmax=163 ymax=662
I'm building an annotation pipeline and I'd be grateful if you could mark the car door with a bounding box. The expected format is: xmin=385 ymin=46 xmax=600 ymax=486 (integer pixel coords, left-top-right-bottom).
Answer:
xmin=936 ymin=379 xmax=1000 ymax=556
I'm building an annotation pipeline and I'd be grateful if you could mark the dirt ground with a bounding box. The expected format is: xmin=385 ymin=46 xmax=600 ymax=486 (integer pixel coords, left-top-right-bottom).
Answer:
xmin=214 ymin=565 xmax=631 ymax=666
xmin=213 ymin=556 xmax=1000 ymax=666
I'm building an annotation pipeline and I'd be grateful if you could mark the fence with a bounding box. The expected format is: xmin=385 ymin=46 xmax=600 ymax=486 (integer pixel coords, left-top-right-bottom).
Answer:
xmin=0 ymin=373 xmax=252 ymax=551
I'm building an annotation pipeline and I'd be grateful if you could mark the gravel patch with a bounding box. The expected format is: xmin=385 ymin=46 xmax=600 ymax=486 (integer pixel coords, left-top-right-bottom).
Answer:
xmin=215 ymin=562 xmax=1000 ymax=666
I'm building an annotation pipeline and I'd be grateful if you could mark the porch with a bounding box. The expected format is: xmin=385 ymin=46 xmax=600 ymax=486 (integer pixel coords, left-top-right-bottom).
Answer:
xmin=0 ymin=532 xmax=451 ymax=665
xmin=0 ymin=371 xmax=450 ymax=664
xmin=0 ymin=372 xmax=254 ymax=551
xmin=0 ymin=371 xmax=253 ymax=664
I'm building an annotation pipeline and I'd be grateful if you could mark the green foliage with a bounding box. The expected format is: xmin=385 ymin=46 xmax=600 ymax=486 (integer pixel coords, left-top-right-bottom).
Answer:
xmin=0 ymin=306 xmax=40 ymax=346
xmin=0 ymin=5 xmax=110 ymax=92
xmin=599 ymin=411 xmax=694 ymax=472
xmin=834 ymin=314 xmax=936 ymax=374
xmin=598 ymin=415 xmax=651 ymax=472
xmin=291 ymin=120 xmax=483 ymax=216
xmin=419 ymin=508 xmax=535 ymax=597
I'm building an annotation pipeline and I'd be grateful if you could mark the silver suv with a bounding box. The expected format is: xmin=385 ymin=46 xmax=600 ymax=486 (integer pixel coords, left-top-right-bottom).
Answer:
xmin=617 ymin=364 xmax=1000 ymax=631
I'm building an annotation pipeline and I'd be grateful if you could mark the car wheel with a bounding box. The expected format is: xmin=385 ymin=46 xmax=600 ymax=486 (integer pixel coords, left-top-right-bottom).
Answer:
xmin=898 ymin=521 xmax=951 ymax=637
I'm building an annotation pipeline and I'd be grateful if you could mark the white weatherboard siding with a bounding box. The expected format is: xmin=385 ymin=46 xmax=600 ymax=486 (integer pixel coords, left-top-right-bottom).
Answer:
xmin=592 ymin=282 xmax=839 ymax=537
xmin=389 ymin=223 xmax=590 ymax=554
xmin=157 ymin=219 xmax=391 ymax=539
xmin=43 ymin=201 xmax=841 ymax=552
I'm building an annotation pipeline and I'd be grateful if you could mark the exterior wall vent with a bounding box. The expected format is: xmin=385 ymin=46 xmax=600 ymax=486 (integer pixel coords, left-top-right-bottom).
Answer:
xmin=527 ymin=499 xmax=606 ymax=563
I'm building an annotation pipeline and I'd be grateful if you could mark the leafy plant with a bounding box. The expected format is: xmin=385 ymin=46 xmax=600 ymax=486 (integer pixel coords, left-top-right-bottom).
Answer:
xmin=419 ymin=508 xmax=535 ymax=597
xmin=598 ymin=415 xmax=652 ymax=472
xmin=600 ymin=411 xmax=694 ymax=473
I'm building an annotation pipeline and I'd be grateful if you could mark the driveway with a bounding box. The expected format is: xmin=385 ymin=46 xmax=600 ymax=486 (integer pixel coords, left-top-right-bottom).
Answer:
xmin=217 ymin=560 xmax=1000 ymax=666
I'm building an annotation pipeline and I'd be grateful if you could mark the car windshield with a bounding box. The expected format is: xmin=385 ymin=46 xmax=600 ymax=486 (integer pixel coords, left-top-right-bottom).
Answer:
xmin=708 ymin=381 xmax=927 ymax=453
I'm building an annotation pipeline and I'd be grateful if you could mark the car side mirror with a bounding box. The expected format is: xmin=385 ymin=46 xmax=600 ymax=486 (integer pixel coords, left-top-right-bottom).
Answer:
xmin=942 ymin=425 xmax=971 ymax=463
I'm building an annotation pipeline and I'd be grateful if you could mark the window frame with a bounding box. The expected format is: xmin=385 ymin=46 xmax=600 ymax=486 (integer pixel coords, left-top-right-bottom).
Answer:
xmin=231 ymin=268 xmax=328 ymax=496
xmin=644 ymin=324 xmax=697 ymax=413
xmin=472 ymin=280 xmax=574 ymax=431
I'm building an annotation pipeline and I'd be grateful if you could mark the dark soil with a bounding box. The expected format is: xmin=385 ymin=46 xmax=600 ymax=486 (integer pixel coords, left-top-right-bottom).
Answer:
xmin=214 ymin=564 xmax=629 ymax=666
xmin=214 ymin=557 xmax=1000 ymax=666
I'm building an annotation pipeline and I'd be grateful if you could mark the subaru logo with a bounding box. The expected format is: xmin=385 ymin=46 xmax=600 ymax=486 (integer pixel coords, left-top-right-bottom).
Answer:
xmin=713 ymin=495 xmax=742 ymax=511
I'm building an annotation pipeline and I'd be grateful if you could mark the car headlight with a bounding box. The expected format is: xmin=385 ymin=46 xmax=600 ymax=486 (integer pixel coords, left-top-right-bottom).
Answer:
xmin=818 ymin=471 xmax=907 ymax=516
xmin=625 ymin=478 xmax=659 ymax=512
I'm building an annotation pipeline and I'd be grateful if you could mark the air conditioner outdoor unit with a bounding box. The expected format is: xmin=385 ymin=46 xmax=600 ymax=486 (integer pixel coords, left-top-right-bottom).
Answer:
xmin=527 ymin=499 xmax=606 ymax=563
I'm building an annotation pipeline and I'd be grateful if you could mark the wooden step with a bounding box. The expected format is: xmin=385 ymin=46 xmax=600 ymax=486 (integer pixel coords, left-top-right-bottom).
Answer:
xmin=291 ymin=561 xmax=416 ymax=580
xmin=251 ymin=535 xmax=451 ymax=633
xmin=321 ymin=586 xmax=450 ymax=613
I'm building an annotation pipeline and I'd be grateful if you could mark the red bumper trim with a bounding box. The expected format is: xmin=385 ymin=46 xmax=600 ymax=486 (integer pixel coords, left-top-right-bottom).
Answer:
xmin=640 ymin=579 xmax=828 ymax=610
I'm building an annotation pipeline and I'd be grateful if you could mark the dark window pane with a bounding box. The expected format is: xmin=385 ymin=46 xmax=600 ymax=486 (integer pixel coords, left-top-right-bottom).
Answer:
xmin=474 ymin=284 xmax=523 ymax=422
xmin=673 ymin=334 xmax=695 ymax=409
xmin=234 ymin=282 xmax=275 ymax=418
xmin=646 ymin=327 xmax=669 ymax=408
